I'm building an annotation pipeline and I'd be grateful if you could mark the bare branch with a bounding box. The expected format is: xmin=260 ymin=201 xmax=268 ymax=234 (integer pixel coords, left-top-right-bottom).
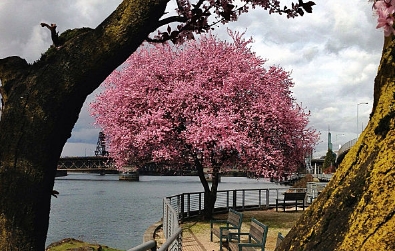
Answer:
xmin=40 ymin=23 xmax=61 ymax=47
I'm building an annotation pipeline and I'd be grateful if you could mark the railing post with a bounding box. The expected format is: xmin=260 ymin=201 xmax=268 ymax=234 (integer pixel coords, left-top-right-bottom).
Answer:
xmin=187 ymin=193 xmax=190 ymax=218
xmin=242 ymin=190 xmax=245 ymax=209
xmin=163 ymin=199 xmax=169 ymax=239
xmin=266 ymin=189 xmax=270 ymax=208
xmin=258 ymin=189 xmax=261 ymax=208
xmin=233 ymin=190 xmax=237 ymax=209
xmin=180 ymin=194 xmax=184 ymax=221
xmin=227 ymin=191 xmax=230 ymax=209
xmin=199 ymin=192 xmax=202 ymax=215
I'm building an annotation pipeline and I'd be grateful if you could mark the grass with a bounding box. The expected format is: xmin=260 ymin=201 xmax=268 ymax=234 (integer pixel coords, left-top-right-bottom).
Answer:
xmin=181 ymin=209 xmax=303 ymax=251
xmin=46 ymin=238 xmax=123 ymax=251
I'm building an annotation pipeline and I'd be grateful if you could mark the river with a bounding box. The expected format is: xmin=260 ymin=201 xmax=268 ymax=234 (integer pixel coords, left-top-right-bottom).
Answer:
xmin=46 ymin=174 xmax=287 ymax=250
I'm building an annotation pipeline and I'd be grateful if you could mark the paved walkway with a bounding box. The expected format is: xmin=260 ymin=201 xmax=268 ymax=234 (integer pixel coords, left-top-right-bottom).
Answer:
xmin=181 ymin=222 xmax=224 ymax=251
xmin=148 ymin=222 xmax=220 ymax=250
xmin=182 ymin=228 xmax=207 ymax=251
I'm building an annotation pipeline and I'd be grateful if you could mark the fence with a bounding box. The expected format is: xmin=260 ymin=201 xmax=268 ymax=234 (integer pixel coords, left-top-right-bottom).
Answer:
xmin=127 ymin=198 xmax=182 ymax=251
xmin=306 ymin=182 xmax=328 ymax=203
xmin=128 ymin=186 xmax=309 ymax=251
xmin=162 ymin=198 xmax=182 ymax=250
xmin=166 ymin=187 xmax=306 ymax=221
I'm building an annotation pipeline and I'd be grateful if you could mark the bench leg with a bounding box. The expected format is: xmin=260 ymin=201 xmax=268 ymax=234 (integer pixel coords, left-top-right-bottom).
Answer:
xmin=219 ymin=234 xmax=223 ymax=251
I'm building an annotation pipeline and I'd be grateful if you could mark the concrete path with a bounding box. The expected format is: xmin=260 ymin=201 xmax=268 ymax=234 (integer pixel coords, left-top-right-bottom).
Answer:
xmin=182 ymin=228 xmax=207 ymax=251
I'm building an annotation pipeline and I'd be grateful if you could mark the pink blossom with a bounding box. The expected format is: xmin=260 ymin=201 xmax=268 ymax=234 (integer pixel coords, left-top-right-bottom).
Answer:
xmin=374 ymin=0 xmax=395 ymax=36
xmin=90 ymin=31 xmax=318 ymax=176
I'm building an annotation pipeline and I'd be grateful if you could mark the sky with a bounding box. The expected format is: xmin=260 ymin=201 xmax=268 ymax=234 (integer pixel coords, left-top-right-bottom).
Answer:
xmin=0 ymin=0 xmax=383 ymax=159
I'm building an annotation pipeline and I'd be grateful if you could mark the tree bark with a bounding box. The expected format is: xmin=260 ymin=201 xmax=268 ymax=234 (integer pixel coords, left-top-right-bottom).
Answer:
xmin=277 ymin=36 xmax=395 ymax=251
xmin=0 ymin=0 xmax=168 ymax=250
xmin=195 ymin=159 xmax=220 ymax=219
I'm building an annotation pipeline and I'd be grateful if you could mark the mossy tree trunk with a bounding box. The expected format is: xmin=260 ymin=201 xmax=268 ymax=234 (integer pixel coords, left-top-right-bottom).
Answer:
xmin=0 ymin=1 xmax=167 ymax=250
xmin=277 ymin=36 xmax=395 ymax=251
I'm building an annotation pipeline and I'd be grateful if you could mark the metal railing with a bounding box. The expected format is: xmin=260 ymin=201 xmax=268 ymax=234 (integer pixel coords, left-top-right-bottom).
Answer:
xmin=162 ymin=198 xmax=182 ymax=250
xmin=127 ymin=240 xmax=156 ymax=251
xmin=306 ymin=182 xmax=328 ymax=203
xmin=166 ymin=187 xmax=306 ymax=221
xmin=158 ymin=227 xmax=182 ymax=251
xmin=126 ymin=198 xmax=182 ymax=251
xmin=127 ymin=187 xmax=308 ymax=250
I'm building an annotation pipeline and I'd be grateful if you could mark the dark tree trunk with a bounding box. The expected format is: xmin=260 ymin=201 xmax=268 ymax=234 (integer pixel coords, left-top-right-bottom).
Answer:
xmin=195 ymin=159 xmax=220 ymax=220
xmin=0 ymin=1 xmax=168 ymax=250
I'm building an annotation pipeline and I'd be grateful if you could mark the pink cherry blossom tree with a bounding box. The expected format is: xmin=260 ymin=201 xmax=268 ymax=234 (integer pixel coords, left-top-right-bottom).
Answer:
xmin=90 ymin=31 xmax=318 ymax=218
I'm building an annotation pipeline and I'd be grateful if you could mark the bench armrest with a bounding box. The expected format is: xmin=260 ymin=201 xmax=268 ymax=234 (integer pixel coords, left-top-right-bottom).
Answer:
xmin=228 ymin=232 xmax=250 ymax=238
xmin=210 ymin=219 xmax=228 ymax=228
xmin=219 ymin=226 xmax=238 ymax=232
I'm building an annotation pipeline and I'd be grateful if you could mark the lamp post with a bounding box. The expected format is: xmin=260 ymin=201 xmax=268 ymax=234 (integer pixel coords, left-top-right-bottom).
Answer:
xmin=357 ymin=102 xmax=368 ymax=137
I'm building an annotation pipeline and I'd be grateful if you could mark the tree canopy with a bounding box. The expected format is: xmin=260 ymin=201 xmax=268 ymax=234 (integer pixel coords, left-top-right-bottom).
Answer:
xmin=91 ymin=31 xmax=318 ymax=177
xmin=147 ymin=0 xmax=315 ymax=43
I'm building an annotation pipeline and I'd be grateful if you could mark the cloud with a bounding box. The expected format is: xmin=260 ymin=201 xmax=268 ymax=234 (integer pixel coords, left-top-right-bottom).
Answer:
xmin=222 ymin=0 xmax=382 ymax=157
xmin=0 ymin=0 xmax=385 ymax=159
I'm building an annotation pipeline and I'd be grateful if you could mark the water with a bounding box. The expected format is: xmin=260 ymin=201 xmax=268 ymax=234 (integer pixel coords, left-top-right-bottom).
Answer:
xmin=47 ymin=174 xmax=286 ymax=250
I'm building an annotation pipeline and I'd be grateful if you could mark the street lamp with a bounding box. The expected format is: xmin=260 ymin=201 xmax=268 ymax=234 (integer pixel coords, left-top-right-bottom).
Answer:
xmin=357 ymin=102 xmax=368 ymax=137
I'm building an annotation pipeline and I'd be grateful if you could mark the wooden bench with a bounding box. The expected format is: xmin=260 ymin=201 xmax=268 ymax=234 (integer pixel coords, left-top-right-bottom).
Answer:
xmin=228 ymin=218 xmax=269 ymax=251
xmin=210 ymin=209 xmax=243 ymax=251
xmin=276 ymin=192 xmax=306 ymax=212
xmin=275 ymin=232 xmax=284 ymax=248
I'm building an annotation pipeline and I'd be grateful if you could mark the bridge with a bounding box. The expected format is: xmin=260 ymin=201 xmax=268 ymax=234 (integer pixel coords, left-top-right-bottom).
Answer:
xmin=57 ymin=156 xmax=117 ymax=175
xmin=336 ymin=138 xmax=357 ymax=164
xmin=57 ymin=132 xmax=119 ymax=175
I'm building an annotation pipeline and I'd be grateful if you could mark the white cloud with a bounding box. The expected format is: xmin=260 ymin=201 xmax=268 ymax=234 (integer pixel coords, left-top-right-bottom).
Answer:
xmin=0 ymin=0 xmax=384 ymax=158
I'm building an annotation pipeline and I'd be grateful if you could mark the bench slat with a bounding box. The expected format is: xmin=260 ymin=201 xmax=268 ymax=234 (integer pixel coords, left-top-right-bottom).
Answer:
xmin=210 ymin=209 xmax=243 ymax=251
xmin=249 ymin=221 xmax=265 ymax=242
xmin=228 ymin=218 xmax=268 ymax=251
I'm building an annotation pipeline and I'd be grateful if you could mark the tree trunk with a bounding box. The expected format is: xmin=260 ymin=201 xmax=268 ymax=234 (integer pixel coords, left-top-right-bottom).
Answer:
xmin=277 ymin=36 xmax=395 ymax=251
xmin=0 ymin=1 xmax=167 ymax=250
xmin=196 ymin=160 xmax=220 ymax=219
